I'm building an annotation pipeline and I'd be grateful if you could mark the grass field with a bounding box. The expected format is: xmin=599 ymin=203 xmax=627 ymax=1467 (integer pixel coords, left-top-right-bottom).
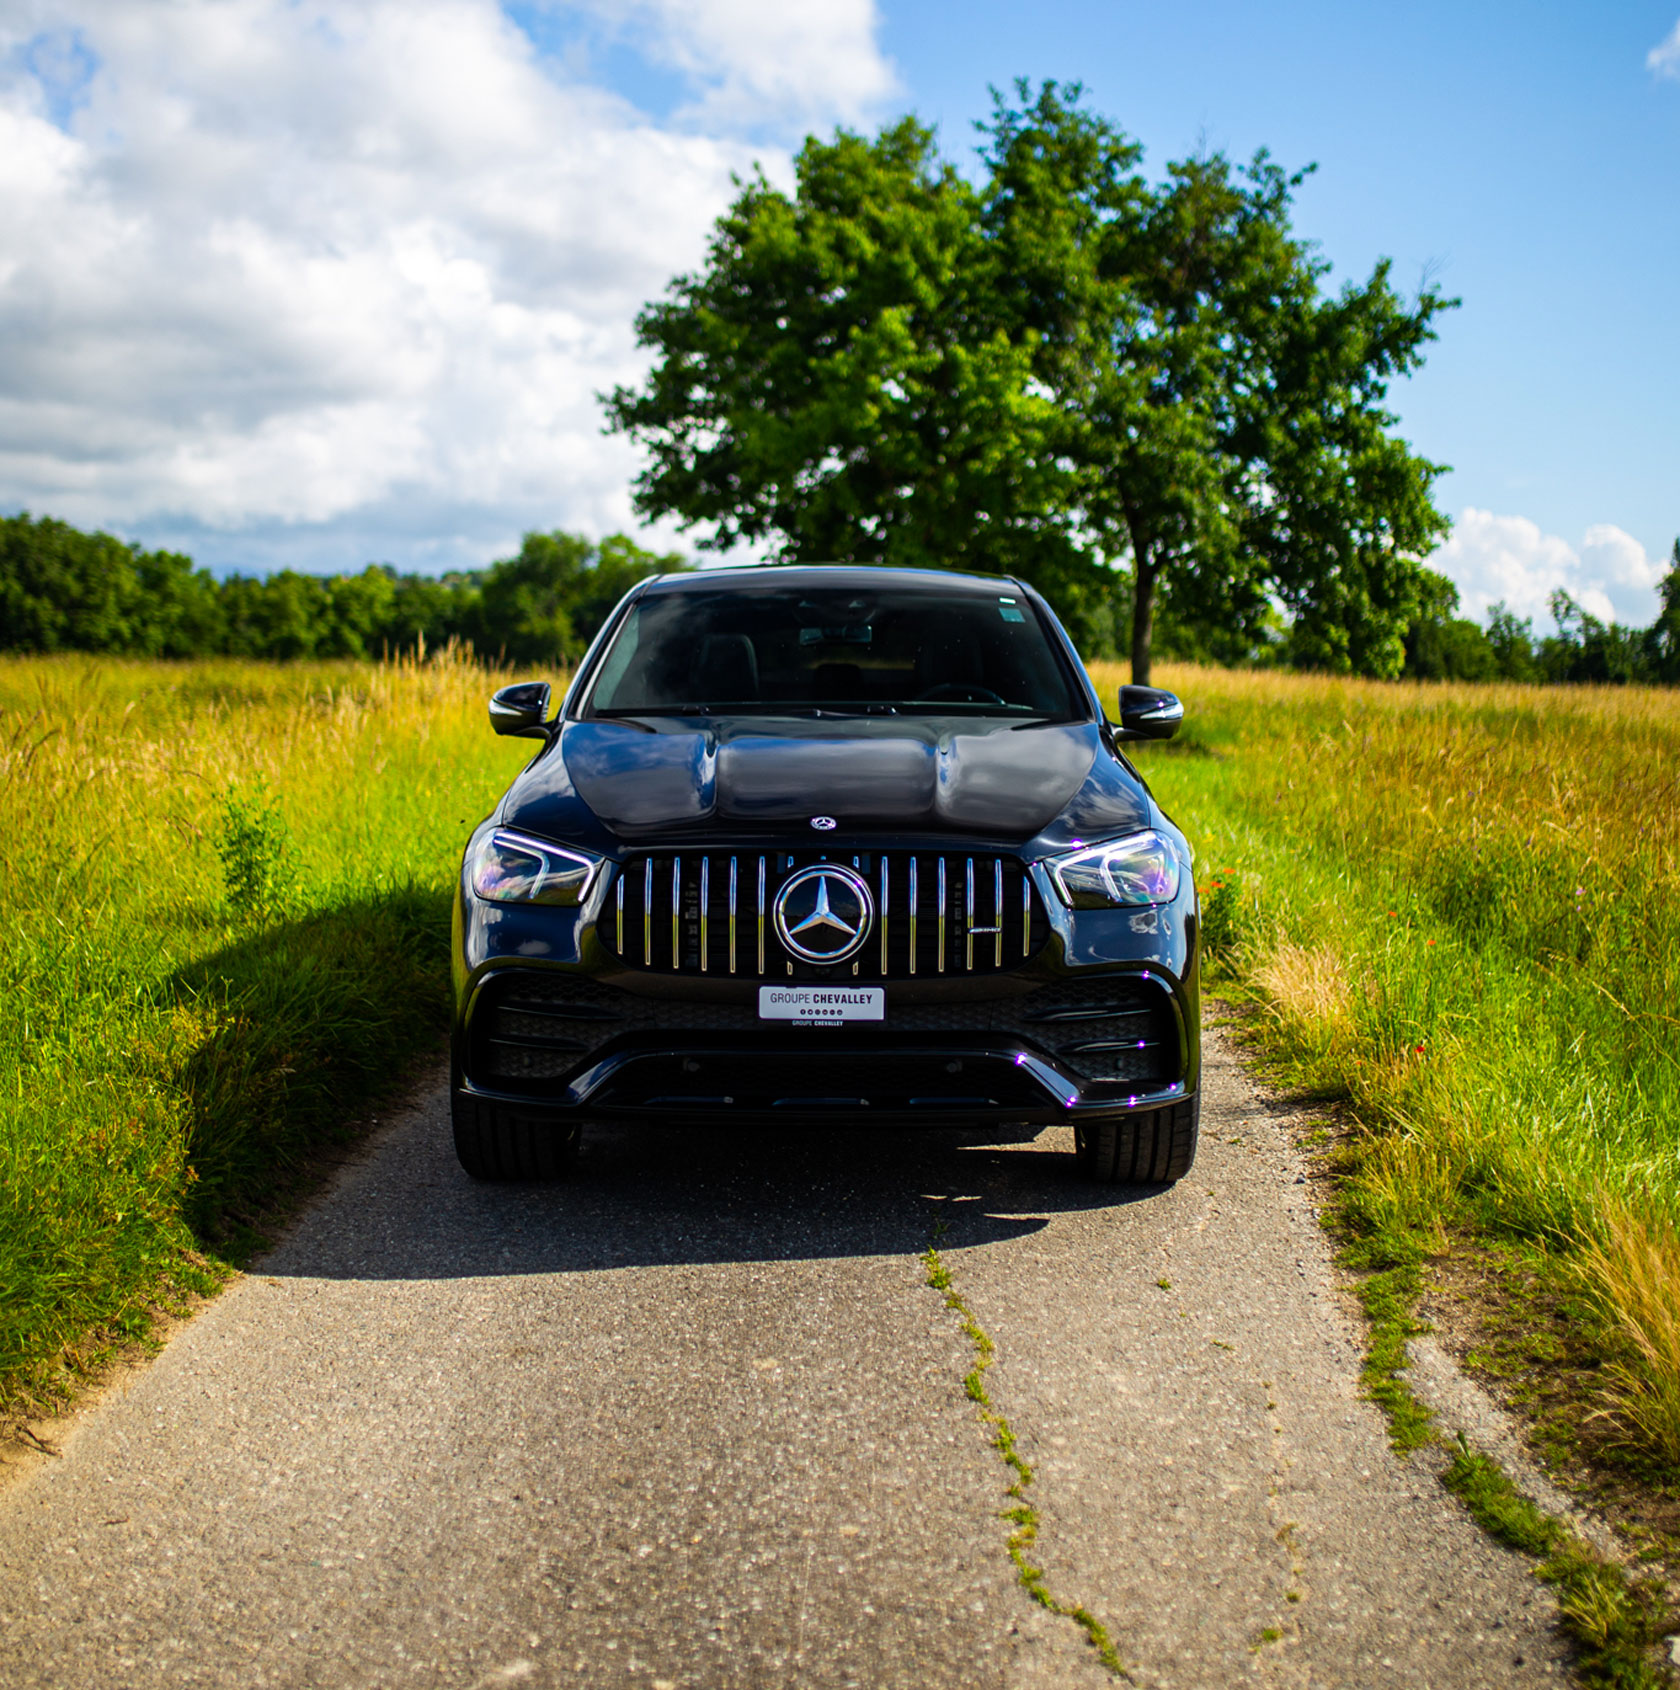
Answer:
xmin=4 ymin=653 xmax=1678 ymax=1498
xmin=0 ymin=650 xmax=534 ymax=1420
xmin=1108 ymin=660 xmax=1680 ymax=1484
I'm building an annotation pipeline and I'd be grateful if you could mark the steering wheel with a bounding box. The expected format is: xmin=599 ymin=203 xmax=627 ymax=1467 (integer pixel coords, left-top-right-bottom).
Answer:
xmin=915 ymin=681 xmax=1008 ymax=706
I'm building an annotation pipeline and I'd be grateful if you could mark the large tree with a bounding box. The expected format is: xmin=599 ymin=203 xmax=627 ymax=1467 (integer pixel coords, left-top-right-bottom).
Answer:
xmin=607 ymin=83 xmax=1456 ymax=679
xmin=603 ymin=117 xmax=1113 ymax=643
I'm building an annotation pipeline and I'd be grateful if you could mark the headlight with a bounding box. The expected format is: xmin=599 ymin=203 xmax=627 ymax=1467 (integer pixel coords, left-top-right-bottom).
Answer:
xmin=469 ymin=830 xmax=601 ymax=906
xmin=1044 ymin=830 xmax=1182 ymax=908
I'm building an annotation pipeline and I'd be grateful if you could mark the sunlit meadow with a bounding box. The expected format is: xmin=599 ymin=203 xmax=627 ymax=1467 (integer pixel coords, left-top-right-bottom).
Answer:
xmin=0 ymin=651 xmax=533 ymax=1418
xmin=1112 ymin=660 xmax=1680 ymax=1469
xmin=4 ymin=652 xmax=1678 ymax=1472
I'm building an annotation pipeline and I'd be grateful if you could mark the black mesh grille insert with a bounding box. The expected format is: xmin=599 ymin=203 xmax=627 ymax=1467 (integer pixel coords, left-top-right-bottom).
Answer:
xmin=1021 ymin=976 xmax=1179 ymax=1086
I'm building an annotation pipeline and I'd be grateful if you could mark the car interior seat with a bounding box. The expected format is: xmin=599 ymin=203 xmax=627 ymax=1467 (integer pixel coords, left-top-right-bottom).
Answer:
xmin=810 ymin=661 xmax=867 ymax=702
xmin=913 ymin=626 xmax=987 ymax=696
xmin=691 ymin=633 xmax=759 ymax=703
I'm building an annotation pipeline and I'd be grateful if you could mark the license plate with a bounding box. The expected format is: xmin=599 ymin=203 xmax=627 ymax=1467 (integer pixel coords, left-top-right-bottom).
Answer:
xmin=757 ymin=985 xmax=885 ymax=1024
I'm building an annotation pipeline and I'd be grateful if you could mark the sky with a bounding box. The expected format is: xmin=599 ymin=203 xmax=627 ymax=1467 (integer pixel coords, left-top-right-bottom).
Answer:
xmin=1 ymin=0 xmax=1676 ymax=630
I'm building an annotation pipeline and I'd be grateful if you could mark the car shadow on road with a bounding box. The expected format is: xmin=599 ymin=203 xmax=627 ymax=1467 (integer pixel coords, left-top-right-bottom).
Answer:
xmin=262 ymin=1111 xmax=1172 ymax=1282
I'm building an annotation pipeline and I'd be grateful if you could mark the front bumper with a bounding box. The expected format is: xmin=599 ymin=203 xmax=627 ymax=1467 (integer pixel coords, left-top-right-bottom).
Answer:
xmin=451 ymin=831 xmax=1201 ymax=1130
xmin=453 ymin=966 xmax=1198 ymax=1129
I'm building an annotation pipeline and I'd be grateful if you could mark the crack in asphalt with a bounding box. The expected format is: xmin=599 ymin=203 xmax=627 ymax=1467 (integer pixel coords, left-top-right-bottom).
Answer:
xmin=922 ymin=1219 xmax=1132 ymax=1683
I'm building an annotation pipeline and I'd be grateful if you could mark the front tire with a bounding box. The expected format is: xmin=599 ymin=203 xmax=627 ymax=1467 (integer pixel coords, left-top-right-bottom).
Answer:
xmin=451 ymin=1089 xmax=581 ymax=1181
xmin=1074 ymin=1094 xmax=1199 ymax=1184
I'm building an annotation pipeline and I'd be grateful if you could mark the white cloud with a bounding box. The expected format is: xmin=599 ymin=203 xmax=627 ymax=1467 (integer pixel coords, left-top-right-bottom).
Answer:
xmin=1648 ymin=18 xmax=1680 ymax=79
xmin=0 ymin=0 xmax=894 ymax=573
xmin=1429 ymin=509 xmax=1665 ymax=630
xmin=555 ymin=0 xmax=899 ymax=127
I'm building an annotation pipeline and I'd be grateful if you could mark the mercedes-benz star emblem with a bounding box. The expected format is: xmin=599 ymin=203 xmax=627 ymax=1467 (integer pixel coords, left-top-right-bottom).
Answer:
xmin=774 ymin=865 xmax=874 ymax=964
xmin=810 ymin=816 xmax=837 ymax=831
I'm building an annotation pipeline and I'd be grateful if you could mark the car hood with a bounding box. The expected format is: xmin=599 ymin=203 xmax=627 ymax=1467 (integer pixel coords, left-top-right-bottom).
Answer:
xmin=499 ymin=717 xmax=1150 ymax=844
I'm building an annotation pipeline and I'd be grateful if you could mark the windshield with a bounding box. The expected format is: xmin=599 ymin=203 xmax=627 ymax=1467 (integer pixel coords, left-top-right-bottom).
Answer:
xmin=583 ymin=583 xmax=1083 ymax=720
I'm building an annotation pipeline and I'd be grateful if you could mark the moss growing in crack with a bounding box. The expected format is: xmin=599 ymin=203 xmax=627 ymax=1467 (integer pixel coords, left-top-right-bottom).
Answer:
xmin=921 ymin=1239 xmax=1131 ymax=1682
xmin=1348 ymin=1252 xmax=1435 ymax=1453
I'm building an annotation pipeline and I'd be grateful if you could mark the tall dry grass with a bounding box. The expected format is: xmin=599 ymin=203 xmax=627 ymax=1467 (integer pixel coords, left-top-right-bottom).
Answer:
xmin=1575 ymin=1204 xmax=1680 ymax=1467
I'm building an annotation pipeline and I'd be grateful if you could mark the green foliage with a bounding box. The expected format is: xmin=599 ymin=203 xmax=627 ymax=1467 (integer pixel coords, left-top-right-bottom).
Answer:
xmin=1442 ymin=1439 xmax=1673 ymax=1688
xmin=1538 ymin=582 xmax=1674 ymax=686
xmin=215 ymin=780 xmax=300 ymax=923
xmin=607 ymin=80 xmax=1455 ymax=680
xmin=1441 ymin=1439 xmax=1562 ymax=1557
xmin=0 ymin=514 xmax=682 ymax=665
xmin=0 ymin=512 xmax=221 ymax=657
xmin=1197 ymin=868 xmax=1251 ymax=957
xmin=473 ymin=530 xmax=682 ymax=664
xmin=604 ymin=115 xmax=1114 ymax=639
xmin=1484 ymin=603 xmax=1543 ymax=681
xmin=1400 ymin=541 xmax=1680 ymax=687
xmin=1400 ymin=569 xmax=1498 ymax=680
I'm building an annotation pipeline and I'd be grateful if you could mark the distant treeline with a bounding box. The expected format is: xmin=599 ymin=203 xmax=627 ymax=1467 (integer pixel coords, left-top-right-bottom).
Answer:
xmin=3 ymin=510 xmax=1678 ymax=685
xmin=1399 ymin=545 xmax=1680 ymax=685
xmin=0 ymin=514 xmax=684 ymax=665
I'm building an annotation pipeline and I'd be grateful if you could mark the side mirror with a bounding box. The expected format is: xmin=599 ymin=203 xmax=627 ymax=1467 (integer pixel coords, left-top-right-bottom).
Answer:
xmin=1117 ymin=685 xmax=1183 ymax=740
xmin=489 ymin=681 xmax=553 ymax=740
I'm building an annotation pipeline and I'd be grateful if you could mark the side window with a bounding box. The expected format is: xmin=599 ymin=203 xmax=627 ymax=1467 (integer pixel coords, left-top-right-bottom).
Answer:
xmin=590 ymin=608 xmax=642 ymax=709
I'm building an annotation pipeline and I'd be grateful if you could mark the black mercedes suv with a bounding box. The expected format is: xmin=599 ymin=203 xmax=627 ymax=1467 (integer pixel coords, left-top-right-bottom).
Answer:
xmin=451 ymin=566 xmax=1200 ymax=1183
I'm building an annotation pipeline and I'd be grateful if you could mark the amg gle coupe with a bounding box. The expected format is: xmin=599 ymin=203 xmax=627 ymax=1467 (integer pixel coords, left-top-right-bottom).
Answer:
xmin=452 ymin=567 xmax=1200 ymax=1183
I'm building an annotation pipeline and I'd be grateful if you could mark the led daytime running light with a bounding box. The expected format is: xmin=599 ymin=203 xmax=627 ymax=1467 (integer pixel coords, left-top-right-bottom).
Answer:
xmin=470 ymin=830 xmax=600 ymax=906
xmin=1045 ymin=830 xmax=1181 ymax=908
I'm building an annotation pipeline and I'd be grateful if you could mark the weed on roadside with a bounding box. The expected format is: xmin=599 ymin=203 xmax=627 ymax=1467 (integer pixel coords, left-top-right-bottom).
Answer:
xmin=215 ymin=778 xmax=300 ymax=923
xmin=1443 ymin=1437 xmax=1675 ymax=1689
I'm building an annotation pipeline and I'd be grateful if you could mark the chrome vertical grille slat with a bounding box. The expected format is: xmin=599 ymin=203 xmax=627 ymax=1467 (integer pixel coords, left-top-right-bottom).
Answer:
xmin=728 ymin=856 xmax=738 ymax=974
xmin=699 ymin=856 xmax=710 ymax=973
xmin=643 ymin=857 xmax=653 ymax=967
xmin=879 ymin=856 xmax=889 ymax=975
xmin=936 ymin=858 xmax=947 ymax=974
xmin=908 ymin=857 xmax=919 ymax=976
xmin=994 ymin=858 xmax=1004 ymax=968
xmin=671 ymin=857 xmax=680 ymax=967
xmin=965 ymin=858 xmax=975 ymax=971
xmin=611 ymin=850 xmax=1047 ymax=979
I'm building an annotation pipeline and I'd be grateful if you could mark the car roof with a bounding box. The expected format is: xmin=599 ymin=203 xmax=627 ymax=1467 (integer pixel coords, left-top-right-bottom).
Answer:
xmin=636 ymin=565 xmax=1025 ymax=597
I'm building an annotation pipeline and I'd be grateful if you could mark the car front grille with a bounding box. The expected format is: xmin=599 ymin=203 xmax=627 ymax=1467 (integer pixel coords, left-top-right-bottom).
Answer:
xmin=602 ymin=851 xmax=1050 ymax=980
xmin=472 ymin=970 xmax=1179 ymax=1092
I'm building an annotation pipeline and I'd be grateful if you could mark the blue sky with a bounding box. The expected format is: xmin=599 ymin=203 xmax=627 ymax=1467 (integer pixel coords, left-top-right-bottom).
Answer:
xmin=1 ymin=1 xmax=1675 ymax=627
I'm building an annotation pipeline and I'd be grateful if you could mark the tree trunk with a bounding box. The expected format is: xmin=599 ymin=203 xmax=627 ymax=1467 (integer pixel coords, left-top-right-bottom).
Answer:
xmin=1131 ymin=553 xmax=1158 ymax=686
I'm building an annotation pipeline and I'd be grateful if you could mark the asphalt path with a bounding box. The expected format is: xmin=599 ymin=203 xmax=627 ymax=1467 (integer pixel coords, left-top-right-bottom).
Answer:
xmin=0 ymin=1027 xmax=1570 ymax=1688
